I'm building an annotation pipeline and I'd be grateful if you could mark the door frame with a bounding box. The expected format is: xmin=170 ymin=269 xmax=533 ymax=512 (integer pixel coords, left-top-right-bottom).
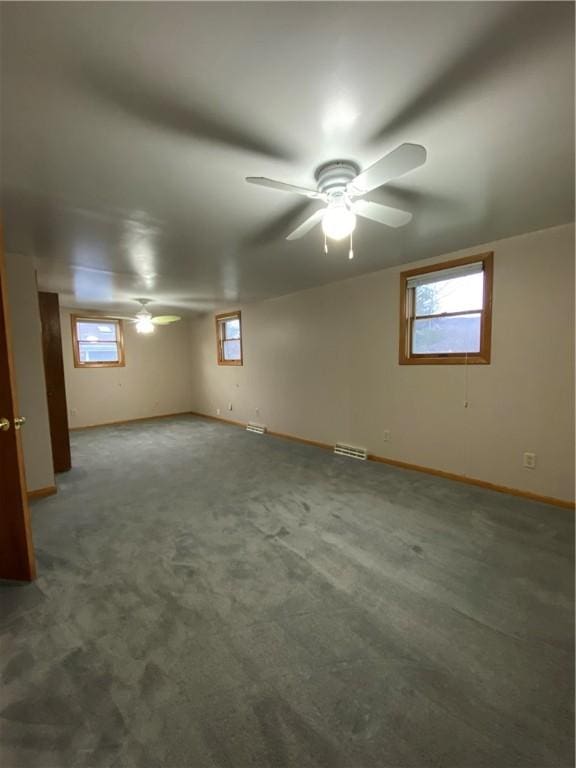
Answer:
xmin=0 ymin=226 xmax=36 ymax=581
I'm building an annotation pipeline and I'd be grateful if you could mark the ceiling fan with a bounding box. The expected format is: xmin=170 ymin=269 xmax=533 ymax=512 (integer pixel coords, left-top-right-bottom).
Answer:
xmin=115 ymin=299 xmax=182 ymax=334
xmin=246 ymin=143 xmax=426 ymax=257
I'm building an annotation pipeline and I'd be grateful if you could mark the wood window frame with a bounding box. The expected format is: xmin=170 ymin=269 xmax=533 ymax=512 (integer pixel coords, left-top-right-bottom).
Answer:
xmin=71 ymin=314 xmax=125 ymax=368
xmin=399 ymin=252 xmax=493 ymax=365
xmin=215 ymin=310 xmax=243 ymax=366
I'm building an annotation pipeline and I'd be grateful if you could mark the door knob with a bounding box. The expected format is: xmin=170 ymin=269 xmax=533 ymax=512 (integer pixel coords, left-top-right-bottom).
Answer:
xmin=0 ymin=417 xmax=10 ymax=432
xmin=14 ymin=416 xmax=26 ymax=430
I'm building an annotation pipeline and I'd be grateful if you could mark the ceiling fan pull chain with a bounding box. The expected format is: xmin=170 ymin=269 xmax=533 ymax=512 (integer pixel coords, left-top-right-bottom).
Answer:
xmin=324 ymin=232 xmax=328 ymax=255
xmin=348 ymin=231 xmax=354 ymax=260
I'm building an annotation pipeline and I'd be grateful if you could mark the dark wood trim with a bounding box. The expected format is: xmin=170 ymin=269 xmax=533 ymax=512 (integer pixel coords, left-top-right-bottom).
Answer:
xmin=399 ymin=252 xmax=493 ymax=365
xmin=215 ymin=310 xmax=243 ymax=366
xmin=401 ymin=354 xmax=491 ymax=366
xmin=39 ymin=292 xmax=72 ymax=472
xmin=481 ymin=250 xmax=494 ymax=363
xmin=69 ymin=411 xmax=194 ymax=431
xmin=71 ymin=314 xmax=125 ymax=368
xmin=0 ymin=224 xmax=37 ymax=580
xmin=27 ymin=485 xmax=57 ymax=501
xmin=189 ymin=411 xmax=574 ymax=510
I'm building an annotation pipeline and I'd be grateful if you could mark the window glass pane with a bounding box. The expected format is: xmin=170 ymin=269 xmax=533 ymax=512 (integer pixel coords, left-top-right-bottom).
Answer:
xmin=224 ymin=318 xmax=240 ymax=340
xmin=223 ymin=339 xmax=241 ymax=360
xmin=79 ymin=342 xmax=119 ymax=363
xmin=415 ymin=272 xmax=483 ymax=316
xmin=412 ymin=314 xmax=481 ymax=354
xmin=77 ymin=321 xmax=117 ymax=342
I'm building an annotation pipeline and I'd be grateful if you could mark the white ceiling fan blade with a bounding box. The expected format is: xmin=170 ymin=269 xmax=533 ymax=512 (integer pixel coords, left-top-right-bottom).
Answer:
xmin=348 ymin=143 xmax=426 ymax=195
xmin=286 ymin=208 xmax=325 ymax=240
xmin=246 ymin=177 xmax=323 ymax=200
xmin=151 ymin=315 xmax=181 ymax=325
xmin=353 ymin=200 xmax=412 ymax=228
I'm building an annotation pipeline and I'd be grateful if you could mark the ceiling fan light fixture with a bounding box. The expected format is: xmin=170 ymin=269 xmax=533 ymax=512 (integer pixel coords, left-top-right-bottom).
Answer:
xmin=135 ymin=316 xmax=155 ymax=334
xmin=322 ymin=205 xmax=356 ymax=241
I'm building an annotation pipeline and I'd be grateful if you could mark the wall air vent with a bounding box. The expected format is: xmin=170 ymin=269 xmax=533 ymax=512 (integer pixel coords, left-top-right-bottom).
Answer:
xmin=334 ymin=443 xmax=367 ymax=460
xmin=246 ymin=423 xmax=267 ymax=435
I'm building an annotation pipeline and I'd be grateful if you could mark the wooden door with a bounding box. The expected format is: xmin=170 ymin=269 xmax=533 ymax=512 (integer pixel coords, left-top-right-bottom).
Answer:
xmin=38 ymin=292 xmax=71 ymax=473
xmin=0 ymin=229 xmax=36 ymax=580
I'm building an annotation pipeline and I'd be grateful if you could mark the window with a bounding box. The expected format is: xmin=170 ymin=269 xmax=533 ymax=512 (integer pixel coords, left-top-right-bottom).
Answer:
xmin=399 ymin=252 xmax=493 ymax=365
xmin=216 ymin=311 xmax=242 ymax=365
xmin=72 ymin=316 xmax=125 ymax=368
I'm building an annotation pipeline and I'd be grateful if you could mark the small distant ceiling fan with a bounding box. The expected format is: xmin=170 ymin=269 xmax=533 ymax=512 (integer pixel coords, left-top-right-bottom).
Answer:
xmin=246 ymin=143 xmax=426 ymax=257
xmin=115 ymin=299 xmax=182 ymax=334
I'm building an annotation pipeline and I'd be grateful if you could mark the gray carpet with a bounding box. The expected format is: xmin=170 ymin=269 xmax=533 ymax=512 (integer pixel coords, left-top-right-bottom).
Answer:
xmin=1 ymin=416 xmax=573 ymax=768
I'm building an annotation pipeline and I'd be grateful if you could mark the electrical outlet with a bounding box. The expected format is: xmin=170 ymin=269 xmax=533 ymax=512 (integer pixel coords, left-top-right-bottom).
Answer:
xmin=383 ymin=430 xmax=391 ymax=442
xmin=255 ymin=408 xmax=260 ymax=416
xmin=523 ymin=452 xmax=536 ymax=469
xmin=216 ymin=408 xmax=221 ymax=416
xmin=228 ymin=402 xmax=233 ymax=411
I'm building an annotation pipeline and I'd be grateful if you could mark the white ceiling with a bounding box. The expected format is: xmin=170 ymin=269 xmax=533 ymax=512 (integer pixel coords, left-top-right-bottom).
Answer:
xmin=1 ymin=1 xmax=574 ymax=316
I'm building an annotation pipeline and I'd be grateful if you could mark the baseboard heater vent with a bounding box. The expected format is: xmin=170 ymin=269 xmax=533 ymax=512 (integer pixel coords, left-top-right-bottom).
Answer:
xmin=334 ymin=442 xmax=367 ymax=460
xmin=246 ymin=423 xmax=267 ymax=435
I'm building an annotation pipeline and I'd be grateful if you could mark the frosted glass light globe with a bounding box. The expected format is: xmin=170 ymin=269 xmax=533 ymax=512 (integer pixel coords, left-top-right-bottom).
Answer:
xmin=322 ymin=206 xmax=356 ymax=241
xmin=136 ymin=317 xmax=155 ymax=334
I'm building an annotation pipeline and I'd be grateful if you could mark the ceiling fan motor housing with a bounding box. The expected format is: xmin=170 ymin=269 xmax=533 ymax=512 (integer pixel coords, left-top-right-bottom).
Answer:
xmin=315 ymin=160 xmax=360 ymax=202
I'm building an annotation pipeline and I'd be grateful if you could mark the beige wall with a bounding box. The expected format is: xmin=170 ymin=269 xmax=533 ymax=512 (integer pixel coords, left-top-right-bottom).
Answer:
xmin=191 ymin=223 xmax=575 ymax=503
xmin=61 ymin=310 xmax=193 ymax=428
xmin=5 ymin=253 xmax=55 ymax=492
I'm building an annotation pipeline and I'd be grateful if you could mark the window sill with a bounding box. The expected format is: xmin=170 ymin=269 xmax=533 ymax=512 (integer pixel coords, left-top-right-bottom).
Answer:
xmin=399 ymin=354 xmax=490 ymax=365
